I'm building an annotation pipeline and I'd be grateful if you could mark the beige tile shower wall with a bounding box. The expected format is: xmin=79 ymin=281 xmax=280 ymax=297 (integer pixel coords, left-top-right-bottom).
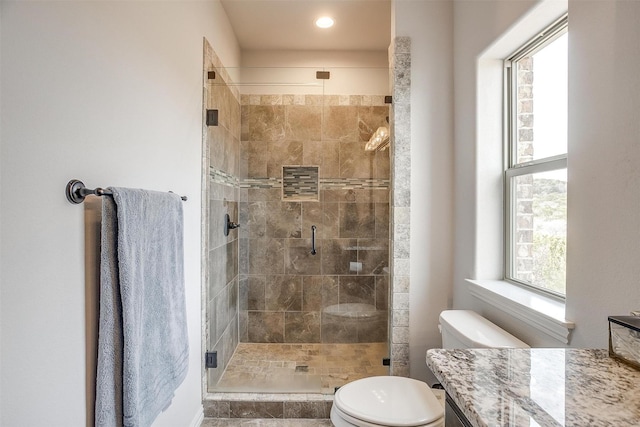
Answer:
xmin=240 ymin=95 xmax=389 ymax=180
xmin=238 ymin=94 xmax=391 ymax=345
xmin=203 ymin=39 xmax=242 ymax=389
xmin=389 ymin=37 xmax=411 ymax=377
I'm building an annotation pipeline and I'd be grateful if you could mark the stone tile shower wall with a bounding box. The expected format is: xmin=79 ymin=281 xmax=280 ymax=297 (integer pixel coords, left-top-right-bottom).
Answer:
xmin=389 ymin=37 xmax=411 ymax=377
xmin=203 ymin=39 xmax=241 ymax=389
xmin=238 ymin=94 xmax=391 ymax=345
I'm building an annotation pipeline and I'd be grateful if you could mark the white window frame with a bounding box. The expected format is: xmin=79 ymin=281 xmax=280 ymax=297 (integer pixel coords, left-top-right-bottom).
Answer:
xmin=503 ymin=15 xmax=568 ymax=299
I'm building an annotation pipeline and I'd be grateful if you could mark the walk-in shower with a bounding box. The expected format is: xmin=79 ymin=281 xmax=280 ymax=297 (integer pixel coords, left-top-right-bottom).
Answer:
xmin=202 ymin=39 xmax=391 ymax=396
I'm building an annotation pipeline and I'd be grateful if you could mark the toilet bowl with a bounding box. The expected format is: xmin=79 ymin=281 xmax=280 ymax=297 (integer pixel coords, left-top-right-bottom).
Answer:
xmin=331 ymin=376 xmax=444 ymax=427
xmin=330 ymin=310 xmax=529 ymax=427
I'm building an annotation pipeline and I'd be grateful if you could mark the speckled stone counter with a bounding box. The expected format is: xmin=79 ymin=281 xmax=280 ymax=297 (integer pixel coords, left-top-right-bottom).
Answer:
xmin=426 ymin=348 xmax=640 ymax=427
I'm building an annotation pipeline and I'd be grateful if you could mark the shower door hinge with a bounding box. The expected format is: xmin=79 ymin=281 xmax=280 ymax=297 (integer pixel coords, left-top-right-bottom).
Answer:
xmin=206 ymin=109 xmax=219 ymax=127
xmin=384 ymin=96 xmax=392 ymax=104
xmin=205 ymin=351 xmax=218 ymax=369
xmin=382 ymin=358 xmax=390 ymax=366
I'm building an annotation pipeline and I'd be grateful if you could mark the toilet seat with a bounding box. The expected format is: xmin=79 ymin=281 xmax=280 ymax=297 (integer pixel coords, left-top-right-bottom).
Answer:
xmin=331 ymin=404 xmax=443 ymax=427
xmin=332 ymin=376 xmax=444 ymax=427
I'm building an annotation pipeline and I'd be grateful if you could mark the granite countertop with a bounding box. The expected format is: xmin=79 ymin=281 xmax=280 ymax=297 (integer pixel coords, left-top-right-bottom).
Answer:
xmin=426 ymin=348 xmax=640 ymax=427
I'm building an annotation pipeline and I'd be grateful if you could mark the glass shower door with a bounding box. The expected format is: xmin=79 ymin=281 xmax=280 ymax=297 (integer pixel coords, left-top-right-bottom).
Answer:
xmin=204 ymin=61 xmax=391 ymax=394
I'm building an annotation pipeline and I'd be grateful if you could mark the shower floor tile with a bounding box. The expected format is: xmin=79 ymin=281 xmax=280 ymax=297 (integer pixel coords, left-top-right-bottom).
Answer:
xmin=211 ymin=342 xmax=388 ymax=394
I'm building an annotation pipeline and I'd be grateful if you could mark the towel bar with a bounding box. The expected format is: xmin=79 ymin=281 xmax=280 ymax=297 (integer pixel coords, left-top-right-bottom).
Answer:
xmin=65 ymin=179 xmax=187 ymax=204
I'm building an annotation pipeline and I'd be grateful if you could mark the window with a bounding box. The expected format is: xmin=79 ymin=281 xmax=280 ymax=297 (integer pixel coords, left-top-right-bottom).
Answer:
xmin=505 ymin=16 xmax=568 ymax=297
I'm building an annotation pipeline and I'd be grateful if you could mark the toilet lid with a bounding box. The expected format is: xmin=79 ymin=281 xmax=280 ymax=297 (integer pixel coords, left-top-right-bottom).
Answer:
xmin=334 ymin=376 xmax=444 ymax=427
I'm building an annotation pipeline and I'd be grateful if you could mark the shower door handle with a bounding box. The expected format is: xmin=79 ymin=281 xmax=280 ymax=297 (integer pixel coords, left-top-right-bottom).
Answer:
xmin=311 ymin=225 xmax=317 ymax=255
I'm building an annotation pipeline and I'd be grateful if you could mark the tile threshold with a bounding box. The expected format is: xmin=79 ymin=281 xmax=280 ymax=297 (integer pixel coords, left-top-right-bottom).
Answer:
xmin=205 ymin=392 xmax=334 ymax=402
xmin=201 ymin=419 xmax=332 ymax=426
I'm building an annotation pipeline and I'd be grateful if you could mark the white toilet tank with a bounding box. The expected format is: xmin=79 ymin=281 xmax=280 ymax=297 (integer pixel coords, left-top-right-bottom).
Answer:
xmin=439 ymin=310 xmax=529 ymax=349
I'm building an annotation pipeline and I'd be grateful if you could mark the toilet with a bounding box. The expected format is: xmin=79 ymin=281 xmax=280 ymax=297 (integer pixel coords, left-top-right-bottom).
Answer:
xmin=330 ymin=310 xmax=529 ymax=427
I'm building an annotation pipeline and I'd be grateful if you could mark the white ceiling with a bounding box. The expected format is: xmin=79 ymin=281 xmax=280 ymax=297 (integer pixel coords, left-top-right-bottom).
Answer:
xmin=220 ymin=0 xmax=391 ymax=51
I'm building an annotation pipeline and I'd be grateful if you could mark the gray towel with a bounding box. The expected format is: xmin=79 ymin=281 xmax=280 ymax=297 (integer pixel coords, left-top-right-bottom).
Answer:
xmin=95 ymin=188 xmax=189 ymax=427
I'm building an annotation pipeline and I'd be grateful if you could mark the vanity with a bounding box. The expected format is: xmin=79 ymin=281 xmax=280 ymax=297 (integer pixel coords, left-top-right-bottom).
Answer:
xmin=426 ymin=348 xmax=640 ymax=427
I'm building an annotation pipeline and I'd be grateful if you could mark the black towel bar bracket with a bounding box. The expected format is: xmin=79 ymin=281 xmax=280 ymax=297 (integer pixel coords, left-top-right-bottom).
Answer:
xmin=65 ymin=179 xmax=187 ymax=204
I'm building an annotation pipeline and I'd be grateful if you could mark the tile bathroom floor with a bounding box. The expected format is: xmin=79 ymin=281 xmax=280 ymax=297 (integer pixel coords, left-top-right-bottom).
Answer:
xmin=211 ymin=342 xmax=389 ymax=394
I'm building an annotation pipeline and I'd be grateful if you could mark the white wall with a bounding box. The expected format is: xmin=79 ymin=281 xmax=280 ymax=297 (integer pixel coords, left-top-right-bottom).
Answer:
xmin=393 ymin=0 xmax=454 ymax=383
xmin=452 ymin=0 xmax=640 ymax=349
xmin=565 ymin=0 xmax=640 ymax=347
xmin=452 ymin=0 xmax=571 ymax=348
xmin=0 ymin=1 xmax=239 ymax=425
xmin=452 ymin=0 xmax=539 ymax=342
xmin=239 ymin=50 xmax=389 ymax=95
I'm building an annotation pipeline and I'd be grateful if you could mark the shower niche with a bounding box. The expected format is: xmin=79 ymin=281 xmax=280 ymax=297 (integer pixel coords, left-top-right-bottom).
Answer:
xmin=282 ymin=166 xmax=319 ymax=201
xmin=203 ymin=40 xmax=391 ymax=395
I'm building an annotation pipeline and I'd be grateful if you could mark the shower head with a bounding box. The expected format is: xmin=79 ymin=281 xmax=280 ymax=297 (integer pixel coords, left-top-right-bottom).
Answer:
xmin=365 ymin=126 xmax=389 ymax=152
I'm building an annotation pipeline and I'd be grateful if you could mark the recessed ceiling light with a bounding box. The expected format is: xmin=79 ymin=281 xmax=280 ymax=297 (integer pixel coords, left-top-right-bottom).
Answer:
xmin=315 ymin=16 xmax=334 ymax=29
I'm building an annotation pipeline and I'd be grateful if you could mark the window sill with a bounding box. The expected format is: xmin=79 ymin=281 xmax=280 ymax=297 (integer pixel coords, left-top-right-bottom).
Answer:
xmin=466 ymin=279 xmax=575 ymax=344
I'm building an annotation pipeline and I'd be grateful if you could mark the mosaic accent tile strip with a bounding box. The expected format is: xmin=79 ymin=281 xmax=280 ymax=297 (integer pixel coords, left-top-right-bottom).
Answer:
xmin=282 ymin=166 xmax=319 ymax=201
xmin=227 ymin=176 xmax=390 ymax=190
xmin=211 ymin=167 xmax=239 ymax=187
xmin=321 ymin=178 xmax=389 ymax=190
xmin=239 ymin=177 xmax=282 ymax=189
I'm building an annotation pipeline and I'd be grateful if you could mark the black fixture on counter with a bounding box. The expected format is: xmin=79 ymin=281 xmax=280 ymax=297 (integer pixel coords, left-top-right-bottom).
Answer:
xmin=608 ymin=315 xmax=640 ymax=370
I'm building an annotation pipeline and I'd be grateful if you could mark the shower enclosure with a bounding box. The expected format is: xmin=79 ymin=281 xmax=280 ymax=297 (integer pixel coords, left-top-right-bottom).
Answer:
xmin=203 ymin=40 xmax=391 ymax=395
